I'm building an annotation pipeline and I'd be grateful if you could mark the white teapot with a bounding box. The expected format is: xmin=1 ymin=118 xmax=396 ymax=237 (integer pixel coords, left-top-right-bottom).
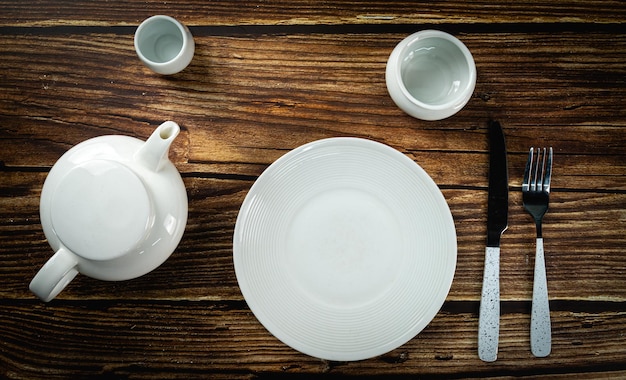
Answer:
xmin=30 ymin=121 xmax=188 ymax=302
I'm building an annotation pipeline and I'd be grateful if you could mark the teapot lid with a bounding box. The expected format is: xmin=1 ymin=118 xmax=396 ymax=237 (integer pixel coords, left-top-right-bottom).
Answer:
xmin=50 ymin=159 xmax=153 ymax=261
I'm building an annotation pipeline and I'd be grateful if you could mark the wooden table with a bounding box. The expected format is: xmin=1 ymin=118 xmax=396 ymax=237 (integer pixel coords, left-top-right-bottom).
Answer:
xmin=1 ymin=1 xmax=625 ymax=378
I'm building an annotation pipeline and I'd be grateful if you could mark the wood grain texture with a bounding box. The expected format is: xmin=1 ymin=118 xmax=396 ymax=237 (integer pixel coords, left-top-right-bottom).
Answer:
xmin=1 ymin=303 xmax=625 ymax=378
xmin=1 ymin=0 xmax=625 ymax=378
xmin=0 ymin=0 xmax=625 ymax=26
xmin=2 ymin=174 xmax=625 ymax=302
xmin=1 ymin=33 xmax=624 ymax=168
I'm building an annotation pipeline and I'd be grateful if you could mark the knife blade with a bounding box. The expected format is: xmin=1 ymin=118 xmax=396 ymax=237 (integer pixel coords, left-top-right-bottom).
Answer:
xmin=478 ymin=120 xmax=509 ymax=362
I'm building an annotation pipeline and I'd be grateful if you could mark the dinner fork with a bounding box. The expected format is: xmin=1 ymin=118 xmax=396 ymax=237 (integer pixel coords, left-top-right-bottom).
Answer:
xmin=522 ymin=147 xmax=553 ymax=357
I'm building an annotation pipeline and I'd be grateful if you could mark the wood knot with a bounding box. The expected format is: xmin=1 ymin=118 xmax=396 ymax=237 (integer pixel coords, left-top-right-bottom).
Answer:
xmin=380 ymin=350 xmax=409 ymax=364
xmin=435 ymin=353 xmax=454 ymax=360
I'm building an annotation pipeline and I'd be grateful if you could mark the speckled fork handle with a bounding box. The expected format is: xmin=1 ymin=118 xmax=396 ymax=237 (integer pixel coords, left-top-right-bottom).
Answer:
xmin=531 ymin=237 xmax=551 ymax=357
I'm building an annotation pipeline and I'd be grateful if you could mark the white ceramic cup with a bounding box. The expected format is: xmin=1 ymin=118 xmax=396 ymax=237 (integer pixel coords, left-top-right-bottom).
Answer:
xmin=134 ymin=15 xmax=195 ymax=75
xmin=386 ymin=30 xmax=476 ymax=121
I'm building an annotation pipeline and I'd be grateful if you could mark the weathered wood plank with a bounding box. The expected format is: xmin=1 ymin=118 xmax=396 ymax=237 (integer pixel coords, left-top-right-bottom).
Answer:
xmin=0 ymin=0 xmax=624 ymax=26
xmin=1 ymin=33 xmax=625 ymax=178
xmin=0 ymin=302 xmax=624 ymax=378
xmin=3 ymin=170 xmax=625 ymax=302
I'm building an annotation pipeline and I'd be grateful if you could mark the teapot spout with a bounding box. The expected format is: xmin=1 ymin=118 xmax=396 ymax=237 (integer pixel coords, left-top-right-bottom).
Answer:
xmin=135 ymin=121 xmax=180 ymax=172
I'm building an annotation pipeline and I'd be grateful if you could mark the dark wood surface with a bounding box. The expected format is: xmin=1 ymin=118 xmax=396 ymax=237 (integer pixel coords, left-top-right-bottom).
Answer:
xmin=1 ymin=1 xmax=625 ymax=378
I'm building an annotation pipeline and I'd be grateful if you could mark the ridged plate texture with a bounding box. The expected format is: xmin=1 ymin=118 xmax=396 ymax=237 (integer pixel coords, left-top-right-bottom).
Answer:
xmin=233 ymin=137 xmax=457 ymax=361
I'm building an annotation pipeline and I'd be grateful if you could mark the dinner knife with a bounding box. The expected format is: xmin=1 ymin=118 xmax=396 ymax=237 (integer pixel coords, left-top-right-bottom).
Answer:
xmin=478 ymin=120 xmax=509 ymax=362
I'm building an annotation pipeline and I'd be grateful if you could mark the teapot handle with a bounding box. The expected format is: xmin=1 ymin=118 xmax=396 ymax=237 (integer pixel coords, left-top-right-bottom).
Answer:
xmin=29 ymin=247 xmax=79 ymax=302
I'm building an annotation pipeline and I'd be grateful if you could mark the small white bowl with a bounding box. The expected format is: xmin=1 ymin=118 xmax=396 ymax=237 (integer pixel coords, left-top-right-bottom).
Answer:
xmin=135 ymin=15 xmax=195 ymax=75
xmin=386 ymin=30 xmax=476 ymax=121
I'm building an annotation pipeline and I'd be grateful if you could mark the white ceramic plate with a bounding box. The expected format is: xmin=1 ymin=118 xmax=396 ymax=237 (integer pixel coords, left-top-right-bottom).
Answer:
xmin=233 ymin=137 xmax=457 ymax=361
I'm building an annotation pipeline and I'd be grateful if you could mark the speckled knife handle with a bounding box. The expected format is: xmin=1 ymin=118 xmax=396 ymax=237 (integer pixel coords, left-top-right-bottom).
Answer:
xmin=478 ymin=246 xmax=500 ymax=362
xmin=531 ymin=237 xmax=551 ymax=357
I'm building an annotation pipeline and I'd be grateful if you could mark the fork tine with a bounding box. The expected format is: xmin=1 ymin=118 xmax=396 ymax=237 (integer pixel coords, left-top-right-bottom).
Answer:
xmin=523 ymin=147 xmax=533 ymax=191
xmin=539 ymin=148 xmax=547 ymax=192
xmin=532 ymin=147 xmax=542 ymax=192
xmin=543 ymin=147 xmax=553 ymax=193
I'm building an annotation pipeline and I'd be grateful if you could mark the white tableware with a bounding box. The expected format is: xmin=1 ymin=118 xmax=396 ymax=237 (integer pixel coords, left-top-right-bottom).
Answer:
xmin=522 ymin=147 xmax=553 ymax=358
xmin=233 ymin=137 xmax=457 ymax=361
xmin=29 ymin=121 xmax=188 ymax=302
xmin=386 ymin=30 xmax=476 ymax=121
xmin=134 ymin=15 xmax=195 ymax=75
